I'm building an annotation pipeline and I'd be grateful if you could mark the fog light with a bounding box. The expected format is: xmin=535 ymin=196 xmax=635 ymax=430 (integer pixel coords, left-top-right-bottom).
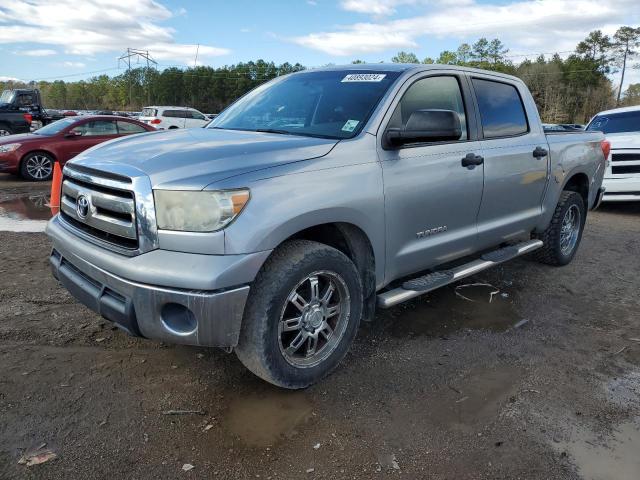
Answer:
xmin=160 ymin=303 xmax=197 ymax=336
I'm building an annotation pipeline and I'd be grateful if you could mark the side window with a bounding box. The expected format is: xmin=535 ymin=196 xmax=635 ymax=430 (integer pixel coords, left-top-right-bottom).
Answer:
xmin=190 ymin=111 xmax=206 ymax=120
xmin=388 ymin=76 xmax=467 ymax=141
xmin=472 ymin=79 xmax=528 ymax=138
xmin=117 ymin=121 xmax=147 ymax=135
xmin=163 ymin=110 xmax=180 ymax=118
xmin=71 ymin=121 xmax=118 ymax=136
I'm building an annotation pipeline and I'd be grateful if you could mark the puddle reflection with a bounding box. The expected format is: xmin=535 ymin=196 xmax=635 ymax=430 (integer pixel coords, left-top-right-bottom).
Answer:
xmin=0 ymin=193 xmax=52 ymax=232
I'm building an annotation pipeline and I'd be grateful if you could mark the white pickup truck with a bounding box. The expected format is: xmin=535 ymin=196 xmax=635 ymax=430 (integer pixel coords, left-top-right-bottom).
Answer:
xmin=586 ymin=105 xmax=640 ymax=201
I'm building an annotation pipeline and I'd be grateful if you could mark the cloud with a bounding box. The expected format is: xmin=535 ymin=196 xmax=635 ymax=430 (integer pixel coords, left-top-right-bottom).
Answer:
xmin=13 ymin=48 xmax=57 ymax=56
xmin=307 ymin=0 xmax=318 ymax=5
xmin=0 ymin=76 xmax=23 ymax=82
xmin=294 ymin=0 xmax=640 ymax=57
xmin=62 ymin=61 xmax=86 ymax=68
xmin=0 ymin=0 xmax=230 ymax=65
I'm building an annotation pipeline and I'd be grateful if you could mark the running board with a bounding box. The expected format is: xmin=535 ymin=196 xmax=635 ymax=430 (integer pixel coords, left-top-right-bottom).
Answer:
xmin=377 ymin=239 xmax=543 ymax=309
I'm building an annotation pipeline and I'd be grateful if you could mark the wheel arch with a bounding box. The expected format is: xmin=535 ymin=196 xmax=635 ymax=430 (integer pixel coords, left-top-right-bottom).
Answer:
xmin=562 ymin=172 xmax=589 ymax=207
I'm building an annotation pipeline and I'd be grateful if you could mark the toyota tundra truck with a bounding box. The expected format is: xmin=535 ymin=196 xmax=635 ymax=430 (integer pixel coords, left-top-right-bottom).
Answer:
xmin=46 ymin=65 xmax=608 ymax=388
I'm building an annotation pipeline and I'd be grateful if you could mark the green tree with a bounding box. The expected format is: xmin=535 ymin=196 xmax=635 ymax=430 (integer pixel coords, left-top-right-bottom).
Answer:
xmin=391 ymin=51 xmax=419 ymax=63
xmin=472 ymin=38 xmax=490 ymax=62
xmin=456 ymin=43 xmax=472 ymax=64
xmin=613 ymin=26 xmax=640 ymax=104
xmin=621 ymin=83 xmax=640 ymax=106
xmin=435 ymin=50 xmax=457 ymax=65
xmin=576 ymin=30 xmax=612 ymax=73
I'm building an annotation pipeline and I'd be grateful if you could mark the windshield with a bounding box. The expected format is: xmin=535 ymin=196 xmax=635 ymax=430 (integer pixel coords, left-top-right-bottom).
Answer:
xmin=209 ymin=70 xmax=401 ymax=139
xmin=586 ymin=110 xmax=640 ymax=134
xmin=0 ymin=90 xmax=16 ymax=105
xmin=34 ymin=117 xmax=77 ymax=135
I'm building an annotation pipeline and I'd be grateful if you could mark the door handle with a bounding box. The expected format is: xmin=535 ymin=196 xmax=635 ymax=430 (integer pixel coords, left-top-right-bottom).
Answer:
xmin=461 ymin=153 xmax=484 ymax=168
xmin=533 ymin=146 xmax=548 ymax=158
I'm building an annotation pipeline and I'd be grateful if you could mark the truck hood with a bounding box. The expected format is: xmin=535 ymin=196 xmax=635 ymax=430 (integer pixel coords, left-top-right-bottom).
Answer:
xmin=69 ymin=128 xmax=338 ymax=189
xmin=606 ymin=132 xmax=640 ymax=149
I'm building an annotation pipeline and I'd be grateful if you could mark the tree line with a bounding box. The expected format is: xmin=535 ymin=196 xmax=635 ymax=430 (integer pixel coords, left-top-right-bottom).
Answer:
xmin=1 ymin=27 xmax=638 ymax=123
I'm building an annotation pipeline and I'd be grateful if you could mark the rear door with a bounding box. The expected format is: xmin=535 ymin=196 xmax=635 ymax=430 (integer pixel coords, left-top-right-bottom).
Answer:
xmin=185 ymin=110 xmax=207 ymax=128
xmin=378 ymin=71 xmax=484 ymax=281
xmin=470 ymin=75 xmax=549 ymax=248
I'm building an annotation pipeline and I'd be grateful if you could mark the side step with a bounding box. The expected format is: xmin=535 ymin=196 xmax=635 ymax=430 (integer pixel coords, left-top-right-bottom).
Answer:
xmin=377 ymin=239 xmax=543 ymax=309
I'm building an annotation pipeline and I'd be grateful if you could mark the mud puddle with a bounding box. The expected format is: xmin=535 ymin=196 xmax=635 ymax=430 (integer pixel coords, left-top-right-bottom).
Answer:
xmin=557 ymin=418 xmax=640 ymax=480
xmin=391 ymin=282 xmax=521 ymax=337
xmin=0 ymin=193 xmax=52 ymax=232
xmin=223 ymin=388 xmax=313 ymax=447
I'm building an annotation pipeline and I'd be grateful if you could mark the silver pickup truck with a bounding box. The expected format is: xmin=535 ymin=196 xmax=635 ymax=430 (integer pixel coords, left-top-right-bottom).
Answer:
xmin=46 ymin=65 xmax=608 ymax=388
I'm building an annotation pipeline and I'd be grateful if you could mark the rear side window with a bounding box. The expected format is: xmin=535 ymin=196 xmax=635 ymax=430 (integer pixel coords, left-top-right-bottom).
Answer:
xmin=141 ymin=108 xmax=157 ymax=117
xmin=587 ymin=111 xmax=640 ymax=134
xmin=117 ymin=121 xmax=147 ymax=135
xmin=473 ymin=79 xmax=528 ymax=138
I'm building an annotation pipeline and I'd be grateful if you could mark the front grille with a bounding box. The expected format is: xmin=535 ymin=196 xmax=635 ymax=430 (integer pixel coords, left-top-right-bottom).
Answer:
xmin=60 ymin=176 xmax=138 ymax=250
xmin=611 ymin=153 xmax=640 ymax=162
xmin=612 ymin=165 xmax=640 ymax=175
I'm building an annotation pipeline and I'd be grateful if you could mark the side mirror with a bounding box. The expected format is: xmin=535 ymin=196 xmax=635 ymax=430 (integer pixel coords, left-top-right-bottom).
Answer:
xmin=65 ymin=130 xmax=82 ymax=138
xmin=386 ymin=109 xmax=462 ymax=147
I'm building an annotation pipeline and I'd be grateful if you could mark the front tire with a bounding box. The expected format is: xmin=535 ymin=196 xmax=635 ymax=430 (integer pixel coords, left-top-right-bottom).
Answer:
xmin=535 ymin=191 xmax=586 ymax=266
xmin=235 ymin=240 xmax=363 ymax=389
xmin=20 ymin=152 xmax=54 ymax=181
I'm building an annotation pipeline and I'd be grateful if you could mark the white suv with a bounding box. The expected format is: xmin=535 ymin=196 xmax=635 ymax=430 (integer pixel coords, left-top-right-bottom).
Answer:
xmin=586 ymin=105 xmax=640 ymax=202
xmin=139 ymin=106 xmax=209 ymax=130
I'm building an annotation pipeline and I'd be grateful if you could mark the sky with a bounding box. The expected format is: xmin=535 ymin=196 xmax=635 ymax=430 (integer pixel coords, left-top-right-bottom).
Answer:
xmin=1 ymin=0 xmax=639 ymax=89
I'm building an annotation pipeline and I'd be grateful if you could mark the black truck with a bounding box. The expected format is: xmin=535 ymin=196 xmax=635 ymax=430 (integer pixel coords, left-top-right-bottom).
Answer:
xmin=0 ymin=89 xmax=64 ymax=136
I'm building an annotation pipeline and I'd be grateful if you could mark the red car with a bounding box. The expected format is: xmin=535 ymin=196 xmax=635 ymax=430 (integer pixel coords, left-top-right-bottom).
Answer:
xmin=0 ymin=116 xmax=156 ymax=181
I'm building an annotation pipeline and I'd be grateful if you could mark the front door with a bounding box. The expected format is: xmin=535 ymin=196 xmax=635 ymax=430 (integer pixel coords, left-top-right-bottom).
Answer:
xmin=379 ymin=73 xmax=484 ymax=282
xmin=470 ymin=76 xmax=549 ymax=247
xmin=61 ymin=120 xmax=119 ymax=163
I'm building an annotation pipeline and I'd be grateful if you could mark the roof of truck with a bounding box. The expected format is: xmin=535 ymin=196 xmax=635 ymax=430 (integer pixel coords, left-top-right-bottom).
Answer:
xmin=595 ymin=105 xmax=640 ymax=116
xmin=305 ymin=63 xmax=523 ymax=82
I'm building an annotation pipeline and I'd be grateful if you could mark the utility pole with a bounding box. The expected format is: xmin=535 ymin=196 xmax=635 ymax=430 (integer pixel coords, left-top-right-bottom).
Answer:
xmin=118 ymin=48 xmax=158 ymax=109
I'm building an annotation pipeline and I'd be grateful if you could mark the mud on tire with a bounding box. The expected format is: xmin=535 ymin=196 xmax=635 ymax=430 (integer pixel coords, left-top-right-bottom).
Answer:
xmin=235 ymin=240 xmax=363 ymax=389
xmin=535 ymin=190 xmax=586 ymax=266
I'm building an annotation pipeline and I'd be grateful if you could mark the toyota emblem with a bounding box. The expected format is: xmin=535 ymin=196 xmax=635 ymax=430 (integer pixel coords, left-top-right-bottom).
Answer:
xmin=76 ymin=195 xmax=90 ymax=219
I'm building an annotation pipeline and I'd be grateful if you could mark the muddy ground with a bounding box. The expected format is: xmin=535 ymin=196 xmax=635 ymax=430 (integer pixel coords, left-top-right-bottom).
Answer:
xmin=0 ymin=173 xmax=639 ymax=479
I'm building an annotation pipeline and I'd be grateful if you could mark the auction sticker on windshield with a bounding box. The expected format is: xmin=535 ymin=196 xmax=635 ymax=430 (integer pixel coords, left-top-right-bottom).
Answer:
xmin=342 ymin=120 xmax=360 ymax=132
xmin=341 ymin=74 xmax=386 ymax=82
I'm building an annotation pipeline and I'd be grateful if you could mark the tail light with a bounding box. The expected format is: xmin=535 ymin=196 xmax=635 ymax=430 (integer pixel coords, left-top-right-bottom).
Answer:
xmin=600 ymin=140 xmax=611 ymax=160
xmin=150 ymin=118 xmax=161 ymax=125
xmin=23 ymin=113 xmax=33 ymax=125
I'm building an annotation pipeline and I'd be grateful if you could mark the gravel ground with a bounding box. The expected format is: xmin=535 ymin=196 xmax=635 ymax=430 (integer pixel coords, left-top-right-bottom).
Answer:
xmin=0 ymin=174 xmax=639 ymax=479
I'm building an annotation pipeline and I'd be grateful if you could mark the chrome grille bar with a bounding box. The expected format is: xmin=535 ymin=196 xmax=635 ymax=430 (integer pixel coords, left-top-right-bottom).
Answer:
xmin=61 ymin=178 xmax=137 ymax=242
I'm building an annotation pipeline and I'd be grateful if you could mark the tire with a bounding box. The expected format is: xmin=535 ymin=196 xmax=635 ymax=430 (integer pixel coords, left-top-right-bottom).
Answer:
xmin=535 ymin=191 xmax=586 ymax=266
xmin=20 ymin=152 xmax=54 ymax=181
xmin=235 ymin=240 xmax=363 ymax=389
xmin=0 ymin=124 xmax=12 ymax=136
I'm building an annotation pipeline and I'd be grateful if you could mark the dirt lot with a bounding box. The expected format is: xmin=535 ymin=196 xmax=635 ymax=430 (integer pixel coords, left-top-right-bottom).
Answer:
xmin=0 ymin=173 xmax=639 ymax=479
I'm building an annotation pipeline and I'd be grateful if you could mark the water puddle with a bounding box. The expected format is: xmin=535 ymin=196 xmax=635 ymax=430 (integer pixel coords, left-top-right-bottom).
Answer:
xmin=0 ymin=193 xmax=52 ymax=232
xmin=557 ymin=418 xmax=640 ymax=480
xmin=223 ymin=389 xmax=313 ymax=447
xmin=390 ymin=282 xmax=521 ymax=337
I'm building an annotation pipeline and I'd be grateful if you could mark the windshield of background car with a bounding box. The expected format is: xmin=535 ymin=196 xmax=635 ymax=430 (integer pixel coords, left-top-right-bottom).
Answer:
xmin=34 ymin=117 xmax=77 ymax=135
xmin=209 ymin=70 xmax=402 ymax=139
xmin=586 ymin=110 xmax=640 ymax=134
xmin=0 ymin=91 xmax=16 ymax=104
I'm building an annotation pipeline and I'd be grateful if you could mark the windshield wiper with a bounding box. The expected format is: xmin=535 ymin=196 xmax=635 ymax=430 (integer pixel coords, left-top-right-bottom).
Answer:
xmin=255 ymin=128 xmax=292 ymax=135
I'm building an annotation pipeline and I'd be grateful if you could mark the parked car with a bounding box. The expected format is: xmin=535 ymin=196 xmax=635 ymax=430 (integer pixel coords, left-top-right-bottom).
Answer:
xmin=138 ymin=106 xmax=209 ymax=129
xmin=47 ymin=65 xmax=607 ymax=388
xmin=0 ymin=88 xmax=65 ymax=134
xmin=0 ymin=115 xmax=155 ymax=181
xmin=586 ymin=105 xmax=640 ymax=201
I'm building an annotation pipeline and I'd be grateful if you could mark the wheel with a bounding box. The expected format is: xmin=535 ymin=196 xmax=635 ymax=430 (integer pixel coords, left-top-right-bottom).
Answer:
xmin=235 ymin=240 xmax=363 ymax=389
xmin=0 ymin=124 xmax=12 ymax=136
xmin=535 ymin=191 xmax=586 ymax=266
xmin=20 ymin=152 xmax=54 ymax=181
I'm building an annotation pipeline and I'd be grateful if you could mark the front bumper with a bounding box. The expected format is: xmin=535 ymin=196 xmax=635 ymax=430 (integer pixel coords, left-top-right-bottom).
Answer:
xmin=46 ymin=215 xmax=271 ymax=347
xmin=602 ymin=177 xmax=640 ymax=202
xmin=0 ymin=152 xmax=20 ymax=173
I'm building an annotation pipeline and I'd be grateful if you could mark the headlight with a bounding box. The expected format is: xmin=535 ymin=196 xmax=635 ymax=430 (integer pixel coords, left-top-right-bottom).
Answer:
xmin=154 ymin=189 xmax=250 ymax=232
xmin=0 ymin=143 xmax=21 ymax=153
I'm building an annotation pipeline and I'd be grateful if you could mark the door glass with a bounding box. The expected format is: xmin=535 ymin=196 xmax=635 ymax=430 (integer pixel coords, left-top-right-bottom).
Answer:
xmin=472 ymin=79 xmax=528 ymax=138
xmin=388 ymin=76 xmax=467 ymax=141
xmin=117 ymin=121 xmax=147 ymax=135
xmin=190 ymin=111 xmax=205 ymax=120
xmin=71 ymin=121 xmax=117 ymax=136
